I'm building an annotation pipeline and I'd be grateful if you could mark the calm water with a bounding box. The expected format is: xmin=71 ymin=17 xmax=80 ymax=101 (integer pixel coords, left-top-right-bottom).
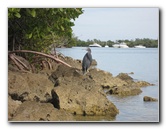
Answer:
xmin=56 ymin=47 xmax=159 ymax=122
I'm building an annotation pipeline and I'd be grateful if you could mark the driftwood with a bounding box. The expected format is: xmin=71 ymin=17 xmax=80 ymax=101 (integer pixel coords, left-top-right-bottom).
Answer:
xmin=8 ymin=50 xmax=71 ymax=72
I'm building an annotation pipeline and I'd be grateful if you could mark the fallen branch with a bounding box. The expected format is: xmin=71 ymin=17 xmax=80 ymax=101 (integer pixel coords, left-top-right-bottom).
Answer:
xmin=8 ymin=50 xmax=71 ymax=68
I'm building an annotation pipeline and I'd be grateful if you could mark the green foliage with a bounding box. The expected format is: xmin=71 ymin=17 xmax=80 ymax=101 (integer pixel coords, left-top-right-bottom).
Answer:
xmin=8 ymin=8 xmax=21 ymax=18
xmin=125 ymin=38 xmax=158 ymax=48
xmin=8 ymin=8 xmax=83 ymax=51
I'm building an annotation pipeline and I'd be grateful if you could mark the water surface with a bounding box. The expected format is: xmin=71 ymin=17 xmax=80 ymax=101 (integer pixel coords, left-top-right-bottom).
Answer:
xmin=56 ymin=47 xmax=159 ymax=122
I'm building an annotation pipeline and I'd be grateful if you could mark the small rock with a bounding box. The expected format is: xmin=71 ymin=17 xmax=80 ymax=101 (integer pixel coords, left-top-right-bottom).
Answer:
xmin=135 ymin=81 xmax=153 ymax=87
xmin=128 ymin=72 xmax=134 ymax=74
xmin=91 ymin=59 xmax=97 ymax=66
xmin=116 ymin=73 xmax=133 ymax=81
xmin=106 ymin=86 xmax=142 ymax=96
xmin=143 ymin=96 xmax=158 ymax=102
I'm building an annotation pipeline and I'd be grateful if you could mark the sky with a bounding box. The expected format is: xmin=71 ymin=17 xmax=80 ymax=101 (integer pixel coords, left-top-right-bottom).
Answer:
xmin=72 ymin=8 xmax=159 ymax=42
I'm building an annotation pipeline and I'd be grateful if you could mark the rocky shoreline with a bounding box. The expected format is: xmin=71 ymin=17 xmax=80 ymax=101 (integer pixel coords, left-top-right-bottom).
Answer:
xmin=8 ymin=55 xmax=155 ymax=121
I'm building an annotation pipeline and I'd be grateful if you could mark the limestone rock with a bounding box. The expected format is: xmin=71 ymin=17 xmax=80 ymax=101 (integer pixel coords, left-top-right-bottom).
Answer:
xmin=8 ymin=96 xmax=22 ymax=120
xmin=134 ymin=81 xmax=153 ymax=87
xmin=8 ymin=71 xmax=53 ymax=103
xmin=49 ymin=65 xmax=119 ymax=117
xmin=106 ymin=85 xmax=142 ymax=96
xmin=143 ymin=96 xmax=158 ymax=102
xmin=91 ymin=59 xmax=97 ymax=66
xmin=10 ymin=101 xmax=74 ymax=121
xmin=116 ymin=73 xmax=134 ymax=84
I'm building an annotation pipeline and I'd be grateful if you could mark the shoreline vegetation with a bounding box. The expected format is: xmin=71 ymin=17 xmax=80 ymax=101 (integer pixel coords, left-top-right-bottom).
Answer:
xmin=8 ymin=53 xmax=157 ymax=121
xmin=72 ymin=38 xmax=158 ymax=48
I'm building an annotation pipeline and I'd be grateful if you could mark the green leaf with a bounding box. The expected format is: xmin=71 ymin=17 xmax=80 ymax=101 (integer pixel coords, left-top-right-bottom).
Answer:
xmin=28 ymin=33 xmax=32 ymax=39
xmin=14 ymin=12 xmax=21 ymax=18
xmin=59 ymin=8 xmax=63 ymax=12
xmin=60 ymin=26 xmax=64 ymax=31
xmin=31 ymin=10 xmax=36 ymax=17
xmin=76 ymin=8 xmax=82 ymax=14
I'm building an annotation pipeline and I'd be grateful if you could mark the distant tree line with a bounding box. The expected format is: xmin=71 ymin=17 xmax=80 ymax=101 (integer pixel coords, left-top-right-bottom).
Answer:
xmin=71 ymin=37 xmax=158 ymax=48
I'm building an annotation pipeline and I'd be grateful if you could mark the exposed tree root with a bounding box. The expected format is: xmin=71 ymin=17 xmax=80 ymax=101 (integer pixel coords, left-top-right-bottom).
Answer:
xmin=9 ymin=54 xmax=23 ymax=70
xmin=13 ymin=55 xmax=30 ymax=70
xmin=8 ymin=50 xmax=71 ymax=72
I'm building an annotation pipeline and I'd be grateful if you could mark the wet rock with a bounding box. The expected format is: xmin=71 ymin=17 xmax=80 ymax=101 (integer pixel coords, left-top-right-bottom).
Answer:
xmin=128 ymin=72 xmax=134 ymax=74
xmin=106 ymin=85 xmax=142 ymax=96
xmin=10 ymin=101 xmax=74 ymax=121
xmin=134 ymin=81 xmax=153 ymax=87
xmin=143 ymin=96 xmax=158 ymax=102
